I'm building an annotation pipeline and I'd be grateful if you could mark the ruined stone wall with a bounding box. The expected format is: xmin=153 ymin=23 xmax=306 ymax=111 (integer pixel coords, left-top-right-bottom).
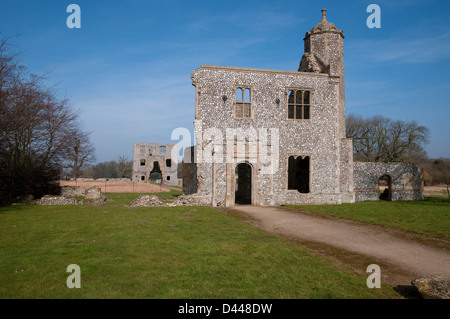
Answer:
xmin=182 ymin=146 xmax=198 ymax=195
xmin=132 ymin=143 xmax=181 ymax=185
xmin=353 ymin=162 xmax=424 ymax=202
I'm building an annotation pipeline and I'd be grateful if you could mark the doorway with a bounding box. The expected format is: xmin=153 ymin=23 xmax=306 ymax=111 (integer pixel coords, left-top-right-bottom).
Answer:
xmin=235 ymin=162 xmax=252 ymax=205
xmin=378 ymin=174 xmax=393 ymax=201
xmin=288 ymin=155 xmax=310 ymax=193
xmin=150 ymin=161 xmax=162 ymax=182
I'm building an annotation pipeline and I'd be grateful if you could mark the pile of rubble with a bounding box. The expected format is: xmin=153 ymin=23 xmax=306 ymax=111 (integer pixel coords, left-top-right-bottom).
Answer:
xmin=37 ymin=195 xmax=83 ymax=206
xmin=36 ymin=186 xmax=208 ymax=208
xmin=129 ymin=195 xmax=207 ymax=207
xmin=60 ymin=186 xmax=85 ymax=197
xmin=37 ymin=185 xmax=106 ymax=206
xmin=130 ymin=195 xmax=166 ymax=207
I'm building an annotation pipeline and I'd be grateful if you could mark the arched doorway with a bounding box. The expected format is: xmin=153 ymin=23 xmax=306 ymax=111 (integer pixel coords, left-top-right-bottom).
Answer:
xmin=150 ymin=161 xmax=162 ymax=183
xmin=235 ymin=162 xmax=252 ymax=205
xmin=378 ymin=174 xmax=392 ymax=201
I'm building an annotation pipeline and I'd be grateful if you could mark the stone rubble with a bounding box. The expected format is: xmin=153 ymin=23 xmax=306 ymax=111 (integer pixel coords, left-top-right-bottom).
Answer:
xmin=37 ymin=195 xmax=83 ymax=206
xmin=170 ymin=195 xmax=208 ymax=207
xmin=37 ymin=185 xmax=106 ymax=206
xmin=412 ymin=276 xmax=450 ymax=299
xmin=85 ymin=186 xmax=102 ymax=200
xmin=35 ymin=192 xmax=206 ymax=207
xmin=60 ymin=186 xmax=85 ymax=197
xmin=130 ymin=195 xmax=166 ymax=207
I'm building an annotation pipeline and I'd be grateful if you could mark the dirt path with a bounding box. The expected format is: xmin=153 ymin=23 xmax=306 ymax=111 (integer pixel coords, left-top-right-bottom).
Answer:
xmin=228 ymin=205 xmax=450 ymax=295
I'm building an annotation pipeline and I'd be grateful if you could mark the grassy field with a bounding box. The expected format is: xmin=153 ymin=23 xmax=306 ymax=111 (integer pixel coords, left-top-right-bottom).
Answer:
xmin=285 ymin=196 xmax=450 ymax=239
xmin=0 ymin=193 xmax=397 ymax=299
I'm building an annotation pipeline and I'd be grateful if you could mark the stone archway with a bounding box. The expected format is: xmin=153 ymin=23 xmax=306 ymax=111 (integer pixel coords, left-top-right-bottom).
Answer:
xmin=235 ymin=162 xmax=252 ymax=205
xmin=378 ymin=174 xmax=393 ymax=201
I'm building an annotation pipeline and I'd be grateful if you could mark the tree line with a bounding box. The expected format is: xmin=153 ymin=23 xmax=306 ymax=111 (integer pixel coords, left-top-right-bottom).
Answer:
xmin=64 ymin=156 xmax=133 ymax=180
xmin=66 ymin=158 xmax=184 ymax=180
xmin=0 ymin=35 xmax=94 ymax=205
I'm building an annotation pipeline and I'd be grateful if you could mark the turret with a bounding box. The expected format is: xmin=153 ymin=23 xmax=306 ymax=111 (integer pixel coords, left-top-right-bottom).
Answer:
xmin=299 ymin=9 xmax=346 ymax=137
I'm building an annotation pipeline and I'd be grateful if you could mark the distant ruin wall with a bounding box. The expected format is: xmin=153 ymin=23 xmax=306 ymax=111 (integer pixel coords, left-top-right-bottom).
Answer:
xmin=182 ymin=146 xmax=198 ymax=195
xmin=132 ymin=143 xmax=181 ymax=185
xmin=353 ymin=162 xmax=424 ymax=202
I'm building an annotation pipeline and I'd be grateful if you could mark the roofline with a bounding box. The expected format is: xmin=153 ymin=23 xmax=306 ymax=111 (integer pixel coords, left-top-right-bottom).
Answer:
xmin=197 ymin=65 xmax=332 ymax=78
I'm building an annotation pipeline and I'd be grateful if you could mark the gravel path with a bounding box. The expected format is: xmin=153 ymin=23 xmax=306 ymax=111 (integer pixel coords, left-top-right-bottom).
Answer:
xmin=230 ymin=205 xmax=450 ymax=285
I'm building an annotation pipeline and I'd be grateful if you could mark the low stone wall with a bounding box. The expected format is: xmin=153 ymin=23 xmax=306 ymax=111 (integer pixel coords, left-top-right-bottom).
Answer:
xmin=171 ymin=195 xmax=209 ymax=206
xmin=353 ymin=162 xmax=423 ymax=202
xmin=37 ymin=195 xmax=83 ymax=205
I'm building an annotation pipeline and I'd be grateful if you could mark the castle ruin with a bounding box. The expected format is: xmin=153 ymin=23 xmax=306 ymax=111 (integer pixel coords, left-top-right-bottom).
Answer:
xmin=179 ymin=9 xmax=423 ymax=206
xmin=132 ymin=143 xmax=181 ymax=186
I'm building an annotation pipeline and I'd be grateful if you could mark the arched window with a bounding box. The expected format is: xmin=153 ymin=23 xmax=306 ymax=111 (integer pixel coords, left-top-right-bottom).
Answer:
xmin=235 ymin=87 xmax=252 ymax=118
xmin=244 ymin=88 xmax=251 ymax=103
xmin=287 ymin=89 xmax=311 ymax=120
xmin=236 ymin=88 xmax=243 ymax=101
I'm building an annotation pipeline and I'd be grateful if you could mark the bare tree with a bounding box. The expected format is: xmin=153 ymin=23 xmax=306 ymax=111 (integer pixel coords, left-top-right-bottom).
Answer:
xmin=346 ymin=114 xmax=429 ymax=163
xmin=117 ymin=155 xmax=132 ymax=178
xmin=347 ymin=115 xmax=390 ymax=161
xmin=382 ymin=119 xmax=429 ymax=162
xmin=64 ymin=131 xmax=96 ymax=178
xmin=0 ymin=34 xmax=94 ymax=203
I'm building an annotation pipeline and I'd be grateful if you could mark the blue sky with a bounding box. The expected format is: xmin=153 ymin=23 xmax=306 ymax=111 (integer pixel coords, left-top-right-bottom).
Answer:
xmin=1 ymin=0 xmax=449 ymax=162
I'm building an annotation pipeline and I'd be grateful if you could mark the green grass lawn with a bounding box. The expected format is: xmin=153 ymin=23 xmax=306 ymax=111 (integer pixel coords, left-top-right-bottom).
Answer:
xmin=285 ymin=196 xmax=450 ymax=239
xmin=0 ymin=194 xmax=397 ymax=299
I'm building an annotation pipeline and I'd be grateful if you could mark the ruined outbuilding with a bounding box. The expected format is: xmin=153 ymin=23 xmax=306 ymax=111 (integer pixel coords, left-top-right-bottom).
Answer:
xmin=181 ymin=9 xmax=423 ymax=206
